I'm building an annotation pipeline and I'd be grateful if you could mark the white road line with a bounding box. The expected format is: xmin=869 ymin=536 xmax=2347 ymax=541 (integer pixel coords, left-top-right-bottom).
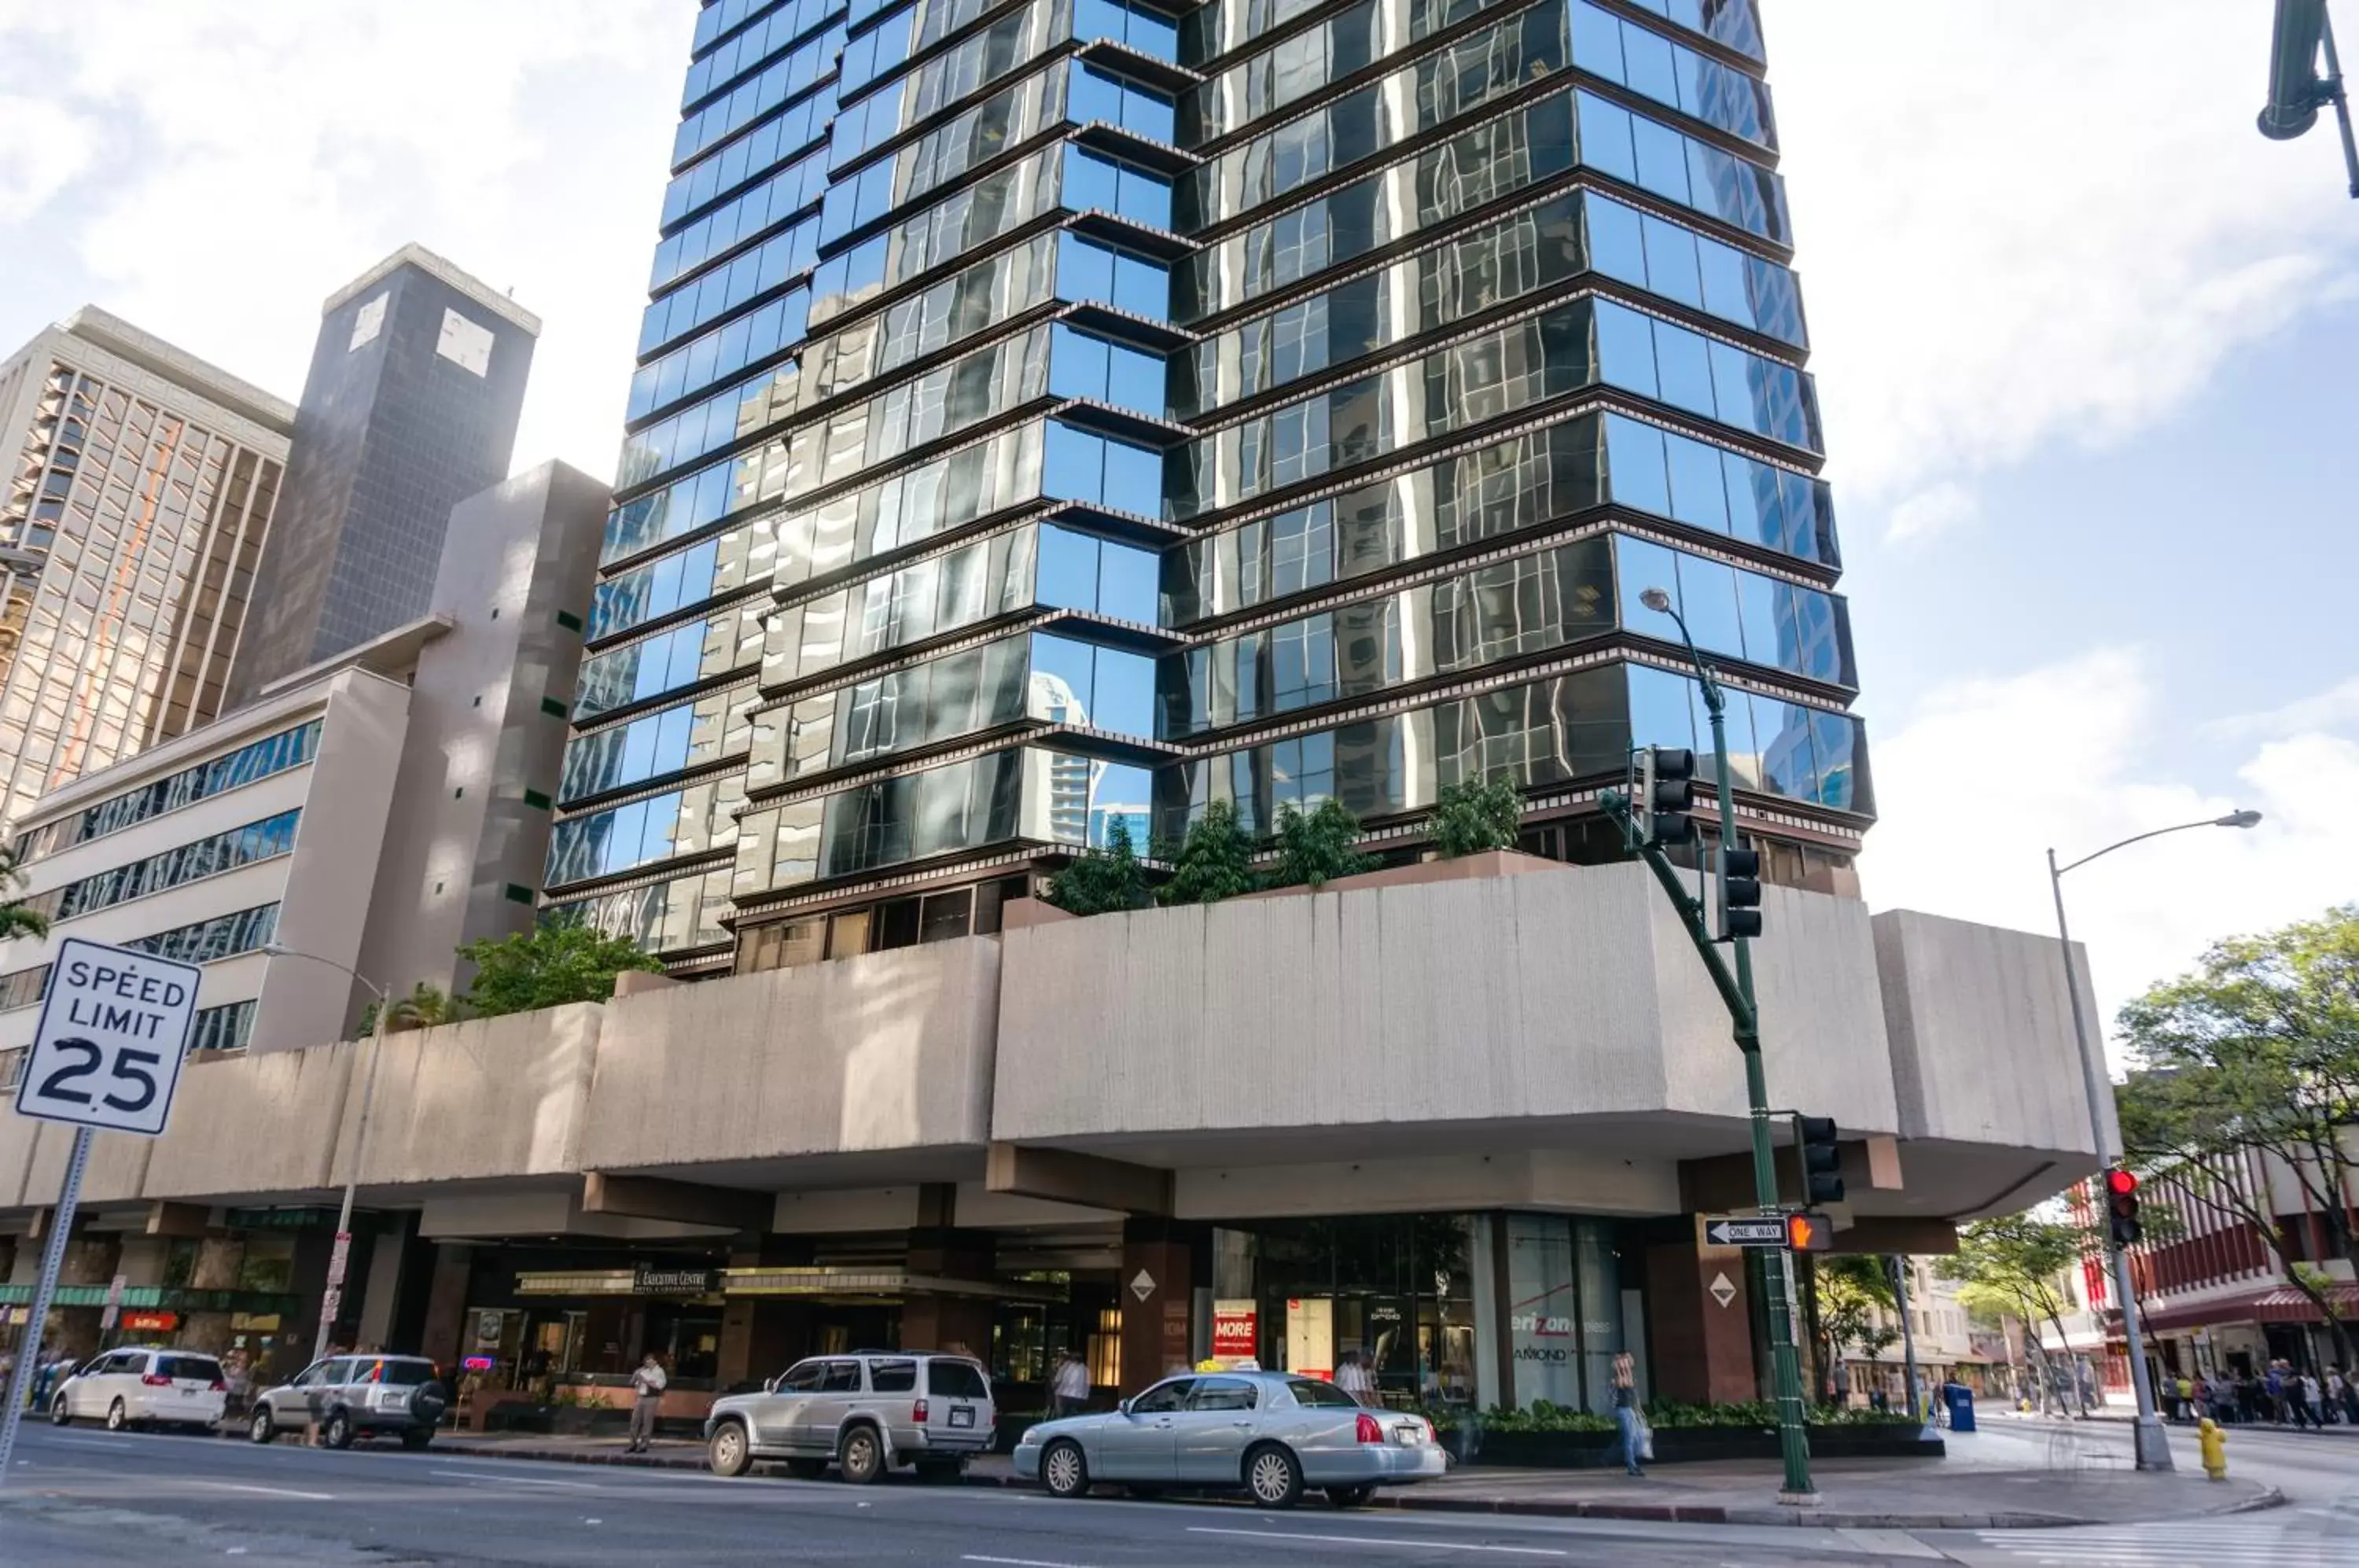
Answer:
xmin=1186 ymin=1526 xmax=1568 ymax=1557
xmin=429 ymin=1468 xmax=601 ymax=1490
xmin=962 ymin=1557 xmax=1102 ymax=1568
xmin=188 ymin=1481 xmax=337 ymax=1501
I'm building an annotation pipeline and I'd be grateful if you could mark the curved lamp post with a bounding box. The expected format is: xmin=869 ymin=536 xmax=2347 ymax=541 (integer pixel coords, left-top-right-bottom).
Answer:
xmin=2048 ymin=809 xmax=2262 ymax=1471
xmin=261 ymin=943 xmax=388 ymax=1363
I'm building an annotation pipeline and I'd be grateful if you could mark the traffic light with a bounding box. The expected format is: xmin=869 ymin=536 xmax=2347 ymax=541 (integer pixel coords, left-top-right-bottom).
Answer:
xmin=1798 ymin=1116 xmax=1845 ymax=1205
xmin=1721 ymin=847 xmax=1763 ymax=940
xmin=1784 ymin=1212 xmax=1833 ymax=1251
xmin=2105 ymin=1169 xmax=2143 ymax=1246
xmin=1635 ymin=747 xmax=1696 ymax=848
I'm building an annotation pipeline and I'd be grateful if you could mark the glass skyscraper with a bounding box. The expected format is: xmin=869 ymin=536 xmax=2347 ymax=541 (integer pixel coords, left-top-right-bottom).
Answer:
xmin=549 ymin=0 xmax=1868 ymax=970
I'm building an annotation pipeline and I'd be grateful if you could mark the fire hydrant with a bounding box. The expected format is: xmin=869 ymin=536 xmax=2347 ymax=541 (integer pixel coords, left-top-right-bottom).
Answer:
xmin=2198 ymin=1416 xmax=2228 ymax=1481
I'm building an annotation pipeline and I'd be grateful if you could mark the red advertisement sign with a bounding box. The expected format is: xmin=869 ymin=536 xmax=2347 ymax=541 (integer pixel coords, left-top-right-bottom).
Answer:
xmin=120 ymin=1310 xmax=178 ymax=1334
xmin=1213 ymin=1301 xmax=1257 ymax=1361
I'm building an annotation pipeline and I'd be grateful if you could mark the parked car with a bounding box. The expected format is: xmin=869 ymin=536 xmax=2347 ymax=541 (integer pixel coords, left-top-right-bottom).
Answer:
xmin=247 ymin=1354 xmax=449 ymax=1450
xmin=50 ymin=1347 xmax=227 ymax=1432
xmin=1013 ymin=1370 xmax=1443 ymax=1509
xmin=705 ymin=1352 xmax=995 ymax=1483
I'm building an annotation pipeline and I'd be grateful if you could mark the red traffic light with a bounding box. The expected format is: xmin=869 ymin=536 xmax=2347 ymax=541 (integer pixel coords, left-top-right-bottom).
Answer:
xmin=2105 ymin=1169 xmax=2139 ymax=1197
xmin=1784 ymin=1213 xmax=1832 ymax=1251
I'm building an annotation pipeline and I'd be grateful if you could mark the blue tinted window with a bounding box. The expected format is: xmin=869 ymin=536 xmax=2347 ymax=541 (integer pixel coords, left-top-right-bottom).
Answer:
xmin=1594 ymin=304 xmax=1658 ymax=399
xmin=1672 ymin=553 xmax=1742 ymax=659
xmin=1615 ymin=536 xmax=1680 ymax=631
xmin=1097 ymin=539 xmax=1159 ymax=624
xmin=1587 ymin=196 xmax=1646 ymax=286
xmin=1036 ymin=525 xmax=1102 ymax=609
xmin=1092 ymin=648 xmax=1156 ymax=735
xmin=1663 ymin=432 xmax=1729 ymax=533
xmin=1058 ymin=234 xmax=1116 ymax=304
xmin=1051 ymin=325 xmax=1111 ymax=400
xmin=1603 ymin=415 xmax=1669 ymax=517
xmin=1640 ymin=215 xmax=1702 ymax=309
xmin=1577 ymin=94 xmax=1636 ymax=184
xmin=1626 ymin=664 xmax=1696 ymax=752
xmin=1652 ymin=322 xmax=1714 ymax=414
xmin=1043 ymin=420 xmax=1106 ymax=501
xmin=1104 ymin=437 xmax=1161 ymax=514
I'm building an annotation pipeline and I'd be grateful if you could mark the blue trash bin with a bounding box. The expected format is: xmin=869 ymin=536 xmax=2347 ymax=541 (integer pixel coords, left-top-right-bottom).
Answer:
xmin=1943 ymin=1382 xmax=1975 ymax=1432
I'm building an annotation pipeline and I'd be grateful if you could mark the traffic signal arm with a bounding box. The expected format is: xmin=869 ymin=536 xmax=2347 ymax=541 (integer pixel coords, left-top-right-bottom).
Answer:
xmin=1599 ymin=789 xmax=1758 ymax=1040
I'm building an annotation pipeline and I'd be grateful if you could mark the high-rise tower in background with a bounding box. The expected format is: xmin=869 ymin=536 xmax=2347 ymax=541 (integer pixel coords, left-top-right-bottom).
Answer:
xmin=229 ymin=245 xmax=539 ymax=704
xmin=547 ymin=0 xmax=1868 ymax=973
xmin=0 ymin=307 xmax=294 ymax=830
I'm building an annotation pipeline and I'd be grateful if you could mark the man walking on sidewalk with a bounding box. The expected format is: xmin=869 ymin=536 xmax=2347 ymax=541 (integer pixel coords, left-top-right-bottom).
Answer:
xmin=1604 ymin=1352 xmax=1644 ymax=1478
xmin=1049 ymin=1349 xmax=1089 ymax=1419
xmin=627 ymin=1352 xmax=668 ymax=1453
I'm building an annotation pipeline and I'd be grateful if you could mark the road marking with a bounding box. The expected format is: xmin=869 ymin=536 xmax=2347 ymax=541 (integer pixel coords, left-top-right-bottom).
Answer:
xmin=1832 ymin=1529 xmax=1949 ymax=1559
xmin=962 ymin=1557 xmax=1102 ymax=1568
xmin=189 ymin=1482 xmax=336 ymax=1501
xmin=1187 ymin=1526 xmax=1568 ymax=1557
xmin=430 ymin=1467 xmax=601 ymax=1490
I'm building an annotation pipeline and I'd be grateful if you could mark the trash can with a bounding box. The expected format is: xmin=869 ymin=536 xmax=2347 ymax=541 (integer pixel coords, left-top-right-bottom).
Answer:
xmin=1943 ymin=1382 xmax=1975 ymax=1432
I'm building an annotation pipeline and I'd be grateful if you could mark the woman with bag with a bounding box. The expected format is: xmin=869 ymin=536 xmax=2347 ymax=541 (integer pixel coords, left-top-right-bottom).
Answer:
xmin=1606 ymin=1352 xmax=1646 ymax=1478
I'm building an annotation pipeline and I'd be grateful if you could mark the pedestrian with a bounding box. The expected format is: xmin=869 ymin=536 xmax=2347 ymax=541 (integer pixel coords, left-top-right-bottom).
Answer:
xmin=1049 ymin=1349 xmax=1089 ymax=1419
xmin=2264 ymin=1360 xmax=2287 ymax=1424
xmin=626 ymin=1352 xmax=667 ymax=1453
xmin=2341 ymin=1366 xmax=2359 ymax=1426
xmin=1604 ymin=1351 xmax=1644 ymax=1478
xmin=1333 ymin=1350 xmax=1375 ymax=1405
xmin=2236 ymin=1371 xmax=2257 ymax=1425
xmin=1831 ymin=1356 xmax=1851 ymax=1408
xmin=2306 ymin=1369 xmax=2326 ymax=1430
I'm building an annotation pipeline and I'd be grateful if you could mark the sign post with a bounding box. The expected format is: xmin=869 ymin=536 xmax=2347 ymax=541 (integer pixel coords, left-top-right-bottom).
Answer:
xmin=0 ymin=938 xmax=201 ymax=1485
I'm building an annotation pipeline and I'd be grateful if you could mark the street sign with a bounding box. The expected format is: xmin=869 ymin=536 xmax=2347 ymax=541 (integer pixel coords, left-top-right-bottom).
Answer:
xmin=1 ymin=938 xmax=204 ymax=1489
xmin=1129 ymin=1269 xmax=1157 ymax=1302
xmin=13 ymin=937 xmax=202 ymax=1136
xmin=1703 ymin=1216 xmax=1788 ymax=1248
xmin=1708 ymin=1272 xmax=1739 ymax=1309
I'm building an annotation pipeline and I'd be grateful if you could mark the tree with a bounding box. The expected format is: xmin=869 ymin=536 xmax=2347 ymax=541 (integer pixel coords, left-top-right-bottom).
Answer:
xmin=357 ymin=982 xmax=463 ymax=1037
xmin=1938 ymin=1213 xmax=2089 ymax=1413
xmin=1813 ymin=1254 xmax=1899 ymax=1394
xmin=1268 ymin=797 xmax=1377 ymax=889
xmin=1155 ymin=800 xmax=1259 ymax=906
xmin=1044 ymin=817 xmax=1152 ymax=916
xmin=2114 ymin=904 xmax=2359 ymax=1364
xmin=1429 ymin=774 xmax=1525 ymax=858
xmin=0 ymin=844 xmax=48 ymax=944
xmin=458 ymin=923 xmax=663 ymax=1017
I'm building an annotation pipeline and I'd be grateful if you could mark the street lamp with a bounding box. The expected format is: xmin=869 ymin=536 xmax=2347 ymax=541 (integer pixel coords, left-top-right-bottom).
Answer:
xmin=262 ymin=943 xmax=388 ymax=1363
xmin=1636 ymin=586 xmax=1816 ymax=1503
xmin=2047 ymin=809 xmax=2262 ymax=1473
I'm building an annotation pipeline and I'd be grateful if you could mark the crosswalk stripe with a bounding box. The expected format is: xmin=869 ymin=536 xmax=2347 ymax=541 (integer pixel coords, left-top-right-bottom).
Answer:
xmin=1973 ymin=1527 xmax=2359 ymax=1568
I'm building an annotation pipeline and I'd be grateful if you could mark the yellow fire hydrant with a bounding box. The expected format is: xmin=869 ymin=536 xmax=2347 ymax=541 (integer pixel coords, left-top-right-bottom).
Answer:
xmin=2198 ymin=1416 xmax=2228 ymax=1481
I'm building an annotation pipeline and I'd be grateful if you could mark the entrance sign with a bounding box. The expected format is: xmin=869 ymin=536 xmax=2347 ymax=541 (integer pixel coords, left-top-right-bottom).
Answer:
xmin=1 ymin=938 xmax=204 ymax=1487
xmin=14 ymin=937 xmax=202 ymax=1136
xmin=1702 ymin=1216 xmax=1788 ymax=1249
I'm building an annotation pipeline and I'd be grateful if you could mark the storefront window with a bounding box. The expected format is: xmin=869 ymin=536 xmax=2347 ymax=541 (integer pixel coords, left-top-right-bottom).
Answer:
xmin=1506 ymin=1214 xmax=1632 ymax=1413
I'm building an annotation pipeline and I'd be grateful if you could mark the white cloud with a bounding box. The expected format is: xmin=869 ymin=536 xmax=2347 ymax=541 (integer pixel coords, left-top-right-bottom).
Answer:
xmin=0 ymin=92 xmax=94 ymax=211
xmin=2203 ymin=675 xmax=2359 ymax=742
xmin=1768 ymin=0 xmax=2359 ymax=508
xmin=1858 ymin=646 xmax=2359 ymax=1069
xmin=1882 ymin=480 xmax=1979 ymax=544
xmin=0 ymin=0 xmax=683 ymax=478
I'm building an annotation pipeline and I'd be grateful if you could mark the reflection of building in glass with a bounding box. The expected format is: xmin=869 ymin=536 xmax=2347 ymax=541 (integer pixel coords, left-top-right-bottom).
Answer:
xmin=0 ymin=308 xmax=293 ymax=830
xmin=545 ymin=0 xmax=1868 ymax=974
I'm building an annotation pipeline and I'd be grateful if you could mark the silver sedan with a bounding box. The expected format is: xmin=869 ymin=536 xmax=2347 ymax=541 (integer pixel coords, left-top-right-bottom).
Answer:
xmin=1013 ymin=1370 xmax=1444 ymax=1509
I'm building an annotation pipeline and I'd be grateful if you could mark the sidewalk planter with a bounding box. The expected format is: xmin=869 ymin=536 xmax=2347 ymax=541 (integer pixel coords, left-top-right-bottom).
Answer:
xmin=1463 ymin=1423 xmax=1941 ymax=1467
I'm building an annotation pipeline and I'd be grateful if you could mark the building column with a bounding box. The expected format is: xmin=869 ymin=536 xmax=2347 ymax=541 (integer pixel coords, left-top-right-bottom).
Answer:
xmin=903 ymin=1226 xmax=995 ymax=1357
xmin=355 ymin=1220 xmax=416 ymax=1353
xmin=717 ymin=1235 xmax=813 ymax=1388
xmin=1119 ymin=1219 xmax=1203 ymax=1395
xmin=1643 ymin=1237 xmax=1757 ymax=1404
xmin=417 ymin=1242 xmax=477 ymax=1371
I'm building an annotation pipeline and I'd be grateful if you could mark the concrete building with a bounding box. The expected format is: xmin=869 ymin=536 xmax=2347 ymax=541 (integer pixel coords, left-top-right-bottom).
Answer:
xmin=0 ymin=859 xmax=2103 ymax=1423
xmin=0 ymin=307 xmax=294 ymax=830
xmin=230 ymin=246 xmax=539 ymax=705
xmin=0 ymin=460 xmax=605 ymax=1088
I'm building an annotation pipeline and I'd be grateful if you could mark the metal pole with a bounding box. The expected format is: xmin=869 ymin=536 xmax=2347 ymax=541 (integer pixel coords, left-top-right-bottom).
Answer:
xmin=314 ymin=1004 xmax=388 ymax=1363
xmin=1890 ymin=1256 xmax=1923 ymax=1423
xmin=1702 ymin=668 xmax=1814 ymax=1504
xmin=2047 ymin=848 xmax=2173 ymax=1471
xmin=0 ymin=1126 xmax=91 ymax=1485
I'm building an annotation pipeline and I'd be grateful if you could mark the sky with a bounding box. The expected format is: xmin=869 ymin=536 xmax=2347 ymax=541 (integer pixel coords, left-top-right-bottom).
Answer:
xmin=0 ymin=0 xmax=2352 ymax=1062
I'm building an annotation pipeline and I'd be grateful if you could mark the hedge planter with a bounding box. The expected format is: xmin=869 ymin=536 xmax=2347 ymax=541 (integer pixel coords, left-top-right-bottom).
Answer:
xmin=1463 ymin=1423 xmax=1941 ymax=1467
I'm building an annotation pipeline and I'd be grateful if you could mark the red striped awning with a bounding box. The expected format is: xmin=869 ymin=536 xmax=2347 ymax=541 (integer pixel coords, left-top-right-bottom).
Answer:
xmin=2136 ymin=1283 xmax=2359 ymax=1332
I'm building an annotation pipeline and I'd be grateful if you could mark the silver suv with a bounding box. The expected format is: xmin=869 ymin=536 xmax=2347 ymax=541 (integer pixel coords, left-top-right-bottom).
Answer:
xmin=705 ymin=1352 xmax=995 ymax=1484
xmin=248 ymin=1354 xmax=448 ymax=1450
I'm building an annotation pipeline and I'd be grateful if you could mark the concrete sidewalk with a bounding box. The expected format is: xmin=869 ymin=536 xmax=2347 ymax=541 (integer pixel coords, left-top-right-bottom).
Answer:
xmin=424 ymin=1430 xmax=2283 ymax=1530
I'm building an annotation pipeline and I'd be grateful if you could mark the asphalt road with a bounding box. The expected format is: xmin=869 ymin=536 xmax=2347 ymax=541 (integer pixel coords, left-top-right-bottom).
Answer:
xmin=0 ymin=1423 xmax=1932 ymax=1568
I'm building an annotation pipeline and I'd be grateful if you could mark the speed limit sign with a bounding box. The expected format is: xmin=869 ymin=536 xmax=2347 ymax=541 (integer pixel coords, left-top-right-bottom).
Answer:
xmin=14 ymin=937 xmax=201 ymax=1136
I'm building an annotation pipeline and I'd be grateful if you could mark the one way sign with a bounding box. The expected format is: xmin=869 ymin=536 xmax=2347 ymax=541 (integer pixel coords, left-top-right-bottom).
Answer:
xmin=1702 ymin=1216 xmax=1788 ymax=1248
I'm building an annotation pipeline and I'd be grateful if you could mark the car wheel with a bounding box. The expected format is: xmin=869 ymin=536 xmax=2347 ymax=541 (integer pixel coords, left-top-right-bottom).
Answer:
xmin=249 ymin=1408 xmax=277 ymax=1444
xmin=708 ymin=1420 xmax=752 ymax=1478
xmin=1245 ymin=1443 xmax=1304 ymax=1510
xmin=105 ymin=1399 xmax=129 ymax=1434
xmin=1327 ymin=1483 xmax=1377 ymax=1509
xmin=837 ymin=1425 xmax=885 ymax=1485
xmin=1040 ymin=1437 xmax=1090 ymax=1499
xmin=322 ymin=1410 xmax=355 ymax=1450
xmin=48 ymin=1392 xmax=72 ymax=1426
xmin=783 ymin=1456 xmax=826 ymax=1481
xmin=399 ymin=1428 xmax=433 ymax=1451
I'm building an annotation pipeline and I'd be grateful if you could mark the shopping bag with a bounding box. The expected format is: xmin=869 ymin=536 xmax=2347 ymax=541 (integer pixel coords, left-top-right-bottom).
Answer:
xmin=1636 ymin=1412 xmax=1654 ymax=1462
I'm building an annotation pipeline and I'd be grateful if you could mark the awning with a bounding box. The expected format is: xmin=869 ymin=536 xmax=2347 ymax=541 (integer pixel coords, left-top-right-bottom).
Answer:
xmin=2135 ymin=1284 xmax=2359 ymax=1333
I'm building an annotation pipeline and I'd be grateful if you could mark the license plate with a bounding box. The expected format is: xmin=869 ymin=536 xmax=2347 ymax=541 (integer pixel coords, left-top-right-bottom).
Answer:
xmin=1396 ymin=1427 xmax=1419 ymax=1445
xmin=182 ymin=1388 xmax=202 ymax=1397
xmin=948 ymin=1407 xmax=975 ymax=1429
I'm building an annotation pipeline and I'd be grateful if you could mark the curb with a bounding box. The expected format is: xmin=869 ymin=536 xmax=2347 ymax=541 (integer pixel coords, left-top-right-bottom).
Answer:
xmin=425 ymin=1442 xmax=2287 ymax=1528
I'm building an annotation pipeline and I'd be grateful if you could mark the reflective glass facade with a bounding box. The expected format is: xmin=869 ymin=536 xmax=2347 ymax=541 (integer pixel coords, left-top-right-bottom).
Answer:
xmin=550 ymin=0 xmax=1864 ymax=968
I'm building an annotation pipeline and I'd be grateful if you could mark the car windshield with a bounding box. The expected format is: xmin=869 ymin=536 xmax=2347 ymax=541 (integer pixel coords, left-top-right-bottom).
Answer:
xmin=1286 ymin=1378 xmax=1360 ymax=1408
xmin=159 ymin=1356 xmax=222 ymax=1382
xmin=350 ymin=1358 xmax=436 ymax=1386
xmin=926 ymin=1360 xmax=988 ymax=1399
